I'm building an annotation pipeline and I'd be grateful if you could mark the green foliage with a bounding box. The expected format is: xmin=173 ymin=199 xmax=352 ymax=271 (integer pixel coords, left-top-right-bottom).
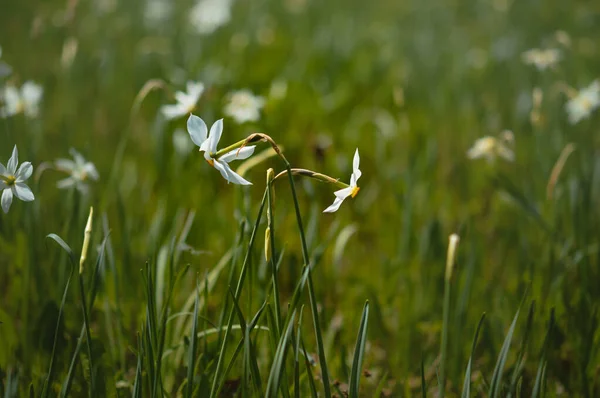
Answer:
xmin=1 ymin=0 xmax=600 ymax=396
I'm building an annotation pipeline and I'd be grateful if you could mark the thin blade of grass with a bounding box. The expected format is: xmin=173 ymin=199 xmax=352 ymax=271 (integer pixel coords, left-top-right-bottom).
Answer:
xmin=488 ymin=307 xmax=521 ymax=398
xmin=266 ymin=310 xmax=297 ymax=398
xmin=532 ymin=309 xmax=555 ymax=398
xmin=185 ymin=278 xmax=200 ymax=398
xmin=349 ymin=300 xmax=370 ymax=398
xmin=462 ymin=313 xmax=486 ymax=398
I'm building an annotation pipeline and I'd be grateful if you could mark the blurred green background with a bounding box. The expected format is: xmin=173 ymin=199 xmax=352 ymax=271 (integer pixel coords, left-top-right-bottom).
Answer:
xmin=1 ymin=0 xmax=600 ymax=396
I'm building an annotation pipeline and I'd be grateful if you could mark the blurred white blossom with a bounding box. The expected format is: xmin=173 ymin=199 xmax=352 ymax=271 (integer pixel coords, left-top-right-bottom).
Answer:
xmin=173 ymin=128 xmax=195 ymax=156
xmin=565 ymin=80 xmax=600 ymax=124
xmin=160 ymin=81 xmax=204 ymax=120
xmin=145 ymin=0 xmax=172 ymax=27
xmin=467 ymin=135 xmax=514 ymax=163
xmin=55 ymin=149 xmax=99 ymax=193
xmin=190 ymin=0 xmax=233 ymax=35
xmin=0 ymin=146 xmax=34 ymax=213
xmin=521 ymin=48 xmax=560 ymax=71
xmin=224 ymin=90 xmax=265 ymax=123
xmin=1 ymin=81 xmax=43 ymax=118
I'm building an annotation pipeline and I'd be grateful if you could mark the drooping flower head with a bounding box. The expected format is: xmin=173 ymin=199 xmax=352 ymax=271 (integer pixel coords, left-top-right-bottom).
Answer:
xmin=0 ymin=146 xmax=34 ymax=213
xmin=187 ymin=114 xmax=255 ymax=185
xmin=224 ymin=90 xmax=265 ymax=124
xmin=1 ymin=81 xmax=43 ymax=118
xmin=323 ymin=148 xmax=361 ymax=213
xmin=160 ymin=81 xmax=205 ymax=120
xmin=565 ymin=80 xmax=600 ymax=124
xmin=54 ymin=148 xmax=99 ymax=193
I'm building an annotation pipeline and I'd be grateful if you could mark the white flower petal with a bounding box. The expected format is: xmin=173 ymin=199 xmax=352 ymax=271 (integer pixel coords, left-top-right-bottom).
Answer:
xmin=186 ymin=81 xmax=205 ymax=100
xmin=57 ymin=177 xmax=77 ymax=189
xmin=1 ymin=188 xmax=13 ymax=213
xmin=208 ymin=119 xmax=223 ymax=153
xmin=223 ymin=166 xmax=252 ymax=185
xmin=187 ymin=114 xmax=208 ymax=147
xmin=0 ymin=162 xmax=7 ymax=175
xmin=13 ymin=183 xmax=34 ymax=201
xmin=160 ymin=104 xmax=186 ymax=120
xmin=219 ymin=146 xmax=256 ymax=163
xmin=84 ymin=163 xmax=99 ymax=180
xmin=323 ymin=196 xmax=345 ymax=213
xmin=55 ymin=158 xmax=76 ymax=171
xmin=212 ymin=159 xmax=232 ymax=182
xmin=7 ymin=146 xmax=18 ymax=174
xmin=333 ymin=187 xmax=354 ymax=200
xmin=15 ymin=162 xmax=33 ymax=181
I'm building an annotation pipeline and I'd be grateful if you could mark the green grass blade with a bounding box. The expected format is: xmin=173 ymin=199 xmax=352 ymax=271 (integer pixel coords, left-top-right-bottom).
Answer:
xmin=294 ymin=307 xmax=305 ymax=398
xmin=349 ymin=300 xmax=370 ymax=398
xmin=185 ymin=278 xmax=200 ymax=398
xmin=266 ymin=310 xmax=297 ymax=398
xmin=301 ymin=335 xmax=319 ymax=398
xmin=532 ymin=309 xmax=555 ymax=398
xmin=421 ymin=358 xmax=427 ymax=398
xmin=488 ymin=307 xmax=521 ymax=398
xmin=462 ymin=313 xmax=486 ymax=398
xmin=41 ymin=233 xmax=76 ymax=398
xmin=133 ymin=332 xmax=144 ymax=398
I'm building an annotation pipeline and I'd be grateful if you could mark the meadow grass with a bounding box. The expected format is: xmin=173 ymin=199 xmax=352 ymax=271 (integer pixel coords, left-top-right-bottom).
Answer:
xmin=1 ymin=0 xmax=600 ymax=396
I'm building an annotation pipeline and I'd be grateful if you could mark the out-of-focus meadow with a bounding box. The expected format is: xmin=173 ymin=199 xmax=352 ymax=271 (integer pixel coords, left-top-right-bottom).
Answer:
xmin=1 ymin=0 xmax=600 ymax=396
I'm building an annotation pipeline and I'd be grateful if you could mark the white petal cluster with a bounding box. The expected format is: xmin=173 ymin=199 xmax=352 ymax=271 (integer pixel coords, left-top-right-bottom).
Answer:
xmin=190 ymin=0 xmax=233 ymax=35
xmin=467 ymin=136 xmax=514 ymax=163
xmin=224 ymin=90 xmax=265 ymax=123
xmin=0 ymin=146 xmax=34 ymax=213
xmin=1 ymin=81 xmax=43 ymax=118
xmin=187 ymin=114 xmax=255 ymax=185
xmin=160 ymin=81 xmax=205 ymax=120
xmin=521 ymin=48 xmax=560 ymax=71
xmin=55 ymin=149 xmax=99 ymax=193
xmin=566 ymin=80 xmax=600 ymax=124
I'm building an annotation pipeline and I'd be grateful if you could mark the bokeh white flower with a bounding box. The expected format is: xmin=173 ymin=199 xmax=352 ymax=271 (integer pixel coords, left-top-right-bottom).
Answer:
xmin=187 ymin=114 xmax=255 ymax=185
xmin=565 ymin=80 xmax=600 ymax=124
xmin=54 ymin=149 xmax=99 ymax=193
xmin=521 ymin=48 xmax=560 ymax=71
xmin=1 ymin=81 xmax=43 ymax=118
xmin=190 ymin=0 xmax=233 ymax=35
xmin=224 ymin=90 xmax=265 ymax=123
xmin=0 ymin=146 xmax=34 ymax=213
xmin=467 ymin=135 xmax=514 ymax=163
xmin=323 ymin=148 xmax=361 ymax=213
xmin=144 ymin=0 xmax=172 ymax=27
xmin=160 ymin=81 xmax=204 ymax=120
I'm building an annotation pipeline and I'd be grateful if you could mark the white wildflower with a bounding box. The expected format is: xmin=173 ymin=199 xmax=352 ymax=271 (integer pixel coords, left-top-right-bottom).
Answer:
xmin=224 ymin=90 xmax=265 ymax=123
xmin=323 ymin=149 xmax=361 ymax=213
xmin=467 ymin=135 xmax=514 ymax=163
xmin=190 ymin=0 xmax=233 ymax=35
xmin=55 ymin=149 xmax=99 ymax=193
xmin=521 ymin=48 xmax=561 ymax=71
xmin=160 ymin=81 xmax=205 ymax=120
xmin=0 ymin=146 xmax=34 ymax=213
xmin=565 ymin=80 xmax=600 ymax=124
xmin=187 ymin=114 xmax=255 ymax=185
xmin=1 ymin=81 xmax=43 ymax=118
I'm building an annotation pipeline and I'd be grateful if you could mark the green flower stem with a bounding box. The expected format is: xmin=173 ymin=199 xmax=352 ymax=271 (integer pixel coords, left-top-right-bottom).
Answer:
xmin=211 ymin=138 xmax=248 ymax=159
xmin=274 ymin=168 xmax=348 ymax=190
xmin=78 ymin=274 xmax=95 ymax=397
xmin=209 ymin=188 xmax=269 ymax=398
xmin=267 ymin=178 xmax=283 ymax=337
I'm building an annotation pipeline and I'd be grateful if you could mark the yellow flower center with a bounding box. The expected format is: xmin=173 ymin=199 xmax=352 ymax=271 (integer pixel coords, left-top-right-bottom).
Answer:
xmin=206 ymin=158 xmax=214 ymax=167
xmin=351 ymin=186 xmax=360 ymax=198
xmin=5 ymin=175 xmax=16 ymax=186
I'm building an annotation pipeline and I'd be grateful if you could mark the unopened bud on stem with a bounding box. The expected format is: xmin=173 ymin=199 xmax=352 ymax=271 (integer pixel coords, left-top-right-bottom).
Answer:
xmin=445 ymin=234 xmax=460 ymax=281
xmin=79 ymin=207 xmax=94 ymax=274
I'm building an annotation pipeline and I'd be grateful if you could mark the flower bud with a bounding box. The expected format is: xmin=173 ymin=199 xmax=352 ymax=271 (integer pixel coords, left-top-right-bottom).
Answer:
xmin=264 ymin=227 xmax=272 ymax=263
xmin=445 ymin=234 xmax=460 ymax=281
xmin=79 ymin=207 xmax=94 ymax=274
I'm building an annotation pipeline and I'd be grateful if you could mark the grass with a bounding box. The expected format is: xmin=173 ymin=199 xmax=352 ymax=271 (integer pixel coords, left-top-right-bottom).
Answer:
xmin=1 ymin=0 xmax=600 ymax=396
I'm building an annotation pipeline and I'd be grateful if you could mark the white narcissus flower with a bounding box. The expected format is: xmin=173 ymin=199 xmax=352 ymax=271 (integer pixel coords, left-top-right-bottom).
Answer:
xmin=190 ymin=0 xmax=233 ymax=35
xmin=160 ymin=81 xmax=205 ymax=120
xmin=566 ymin=80 xmax=600 ymax=124
xmin=0 ymin=146 xmax=34 ymax=213
xmin=54 ymin=149 xmax=99 ymax=193
xmin=467 ymin=136 xmax=514 ymax=163
xmin=323 ymin=149 xmax=362 ymax=213
xmin=224 ymin=90 xmax=265 ymax=124
xmin=187 ymin=114 xmax=255 ymax=185
xmin=1 ymin=81 xmax=43 ymax=118
xmin=521 ymin=48 xmax=560 ymax=71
